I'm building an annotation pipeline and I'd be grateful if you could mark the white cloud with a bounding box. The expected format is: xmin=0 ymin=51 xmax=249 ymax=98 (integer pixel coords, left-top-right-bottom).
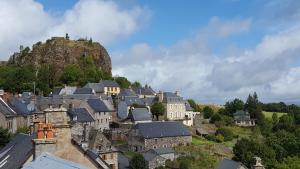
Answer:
xmin=0 ymin=0 xmax=150 ymax=59
xmin=112 ymin=19 xmax=300 ymax=103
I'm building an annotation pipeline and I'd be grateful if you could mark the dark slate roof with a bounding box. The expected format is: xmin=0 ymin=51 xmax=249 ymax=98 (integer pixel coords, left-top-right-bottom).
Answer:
xmin=118 ymin=89 xmax=137 ymax=97
xmin=99 ymin=80 xmax=120 ymax=87
xmin=131 ymin=108 xmax=152 ymax=122
xmin=163 ymin=92 xmax=184 ymax=103
xmin=124 ymin=97 xmax=144 ymax=106
xmin=35 ymin=96 xmax=63 ymax=111
xmin=73 ymin=88 xmax=93 ymax=94
xmin=0 ymin=134 xmax=33 ymax=169
xmin=22 ymin=152 xmax=90 ymax=169
xmin=84 ymin=83 xmax=104 ymax=93
xmin=142 ymin=151 xmax=159 ymax=161
xmin=8 ymin=98 xmax=31 ymax=115
xmin=234 ymin=110 xmax=251 ymax=121
xmin=87 ymin=99 xmax=114 ymax=112
xmin=152 ymin=147 xmax=175 ymax=155
xmin=118 ymin=153 xmax=129 ymax=169
xmin=133 ymin=121 xmax=191 ymax=139
xmin=132 ymin=87 xmax=156 ymax=96
xmin=185 ymin=101 xmax=194 ymax=111
xmin=52 ymin=87 xmax=63 ymax=95
xmin=68 ymin=108 xmax=94 ymax=122
xmin=0 ymin=97 xmax=16 ymax=117
xmin=117 ymin=101 xmax=129 ymax=119
xmin=216 ymin=159 xmax=247 ymax=169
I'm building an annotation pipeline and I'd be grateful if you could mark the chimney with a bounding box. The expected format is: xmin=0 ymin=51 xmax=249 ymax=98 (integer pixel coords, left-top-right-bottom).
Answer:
xmin=175 ymin=91 xmax=179 ymax=96
xmin=252 ymin=157 xmax=265 ymax=169
xmin=158 ymin=91 xmax=163 ymax=102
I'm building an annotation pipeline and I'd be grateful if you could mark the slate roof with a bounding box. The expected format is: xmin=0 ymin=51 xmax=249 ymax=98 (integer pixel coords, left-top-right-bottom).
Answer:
xmin=73 ymin=88 xmax=94 ymax=95
xmin=185 ymin=101 xmax=194 ymax=111
xmin=35 ymin=96 xmax=63 ymax=111
xmin=99 ymin=80 xmax=120 ymax=87
xmin=68 ymin=108 xmax=95 ymax=123
xmin=22 ymin=152 xmax=90 ymax=169
xmin=142 ymin=151 xmax=159 ymax=161
xmin=87 ymin=99 xmax=114 ymax=112
xmin=163 ymin=92 xmax=184 ymax=103
xmin=84 ymin=83 xmax=104 ymax=93
xmin=152 ymin=147 xmax=175 ymax=155
xmin=131 ymin=108 xmax=152 ymax=122
xmin=132 ymin=87 xmax=156 ymax=96
xmin=118 ymin=89 xmax=137 ymax=97
xmin=8 ymin=98 xmax=31 ymax=116
xmin=0 ymin=97 xmax=16 ymax=117
xmin=117 ymin=101 xmax=129 ymax=119
xmin=0 ymin=134 xmax=33 ymax=169
xmin=118 ymin=153 xmax=129 ymax=169
xmin=234 ymin=110 xmax=251 ymax=121
xmin=133 ymin=121 xmax=191 ymax=139
xmin=216 ymin=159 xmax=248 ymax=169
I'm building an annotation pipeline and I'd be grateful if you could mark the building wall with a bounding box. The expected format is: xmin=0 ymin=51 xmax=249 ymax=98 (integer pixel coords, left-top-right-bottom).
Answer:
xmin=165 ymin=103 xmax=186 ymax=120
xmin=0 ymin=112 xmax=7 ymax=129
xmin=148 ymin=156 xmax=166 ymax=169
xmin=128 ymin=133 xmax=192 ymax=152
xmin=94 ymin=111 xmax=112 ymax=131
xmin=104 ymin=87 xmax=120 ymax=95
xmin=100 ymin=152 xmax=118 ymax=169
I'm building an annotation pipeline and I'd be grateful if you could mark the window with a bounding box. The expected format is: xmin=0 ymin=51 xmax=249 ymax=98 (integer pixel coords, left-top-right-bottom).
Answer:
xmin=153 ymin=146 xmax=157 ymax=149
xmin=106 ymin=119 xmax=108 ymax=123
xmin=155 ymin=138 xmax=158 ymax=143
xmin=101 ymin=119 xmax=103 ymax=123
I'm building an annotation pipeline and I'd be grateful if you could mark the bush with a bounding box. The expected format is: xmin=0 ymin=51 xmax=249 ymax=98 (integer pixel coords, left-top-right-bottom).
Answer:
xmin=206 ymin=135 xmax=217 ymax=142
xmin=210 ymin=113 xmax=222 ymax=123
xmin=203 ymin=106 xmax=214 ymax=119
xmin=216 ymin=134 xmax=224 ymax=142
xmin=216 ymin=127 xmax=235 ymax=141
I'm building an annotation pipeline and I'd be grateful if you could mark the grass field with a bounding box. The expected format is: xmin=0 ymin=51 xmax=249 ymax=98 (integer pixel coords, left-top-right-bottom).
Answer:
xmin=262 ymin=111 xmax=287 ymax=119
xmin=192 ymin=135 xmax=215 ymax=145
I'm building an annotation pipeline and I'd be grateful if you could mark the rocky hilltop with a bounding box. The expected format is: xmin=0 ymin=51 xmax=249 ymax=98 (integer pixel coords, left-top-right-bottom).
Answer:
xmin=8 ymin=37 xmax=112 ymax=73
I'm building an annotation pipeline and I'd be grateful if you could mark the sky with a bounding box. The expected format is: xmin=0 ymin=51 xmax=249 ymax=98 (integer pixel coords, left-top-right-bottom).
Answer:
xmin=1 ymin=0 xmax=300 ymax=104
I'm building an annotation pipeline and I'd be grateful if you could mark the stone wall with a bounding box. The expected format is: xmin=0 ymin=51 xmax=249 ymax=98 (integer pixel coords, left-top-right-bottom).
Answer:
xmin=148 ymin=155 xmax=166 ymax=169
xmin=145 ymin=136 xmax=192 ymax=150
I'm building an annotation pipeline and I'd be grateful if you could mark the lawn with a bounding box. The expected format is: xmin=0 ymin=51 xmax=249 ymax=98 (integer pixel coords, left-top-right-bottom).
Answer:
xmin=262 ymin=111 xmax=287 ymax=119
xmin=192 ymin=135 xmax=215 ymax=145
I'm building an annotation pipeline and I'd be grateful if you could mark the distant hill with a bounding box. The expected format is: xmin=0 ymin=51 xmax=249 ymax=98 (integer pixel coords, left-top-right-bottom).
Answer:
xmin=7 ymin=37 xmax=112 ymax=74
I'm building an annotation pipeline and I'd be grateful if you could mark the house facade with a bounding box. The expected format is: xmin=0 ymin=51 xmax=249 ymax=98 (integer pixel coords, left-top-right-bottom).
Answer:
xmin=234 ymin=110 xmax=256 ymax=127
xmin=128 ymin=121 xmax=192 ymax=152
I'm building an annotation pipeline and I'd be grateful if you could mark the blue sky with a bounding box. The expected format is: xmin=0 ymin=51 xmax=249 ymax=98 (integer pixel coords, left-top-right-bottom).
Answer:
xmin=1 ymin=0 xmax=300 ymax=103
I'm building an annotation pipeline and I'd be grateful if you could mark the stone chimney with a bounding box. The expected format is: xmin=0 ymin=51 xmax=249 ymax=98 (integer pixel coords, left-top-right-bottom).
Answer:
xmin=158 ymin=91 xmax=164 ymax=102
xmin=252 ymin=157 xmax=265 ymax=169
xmin=175 ymin=91 xmax=179 ymax=96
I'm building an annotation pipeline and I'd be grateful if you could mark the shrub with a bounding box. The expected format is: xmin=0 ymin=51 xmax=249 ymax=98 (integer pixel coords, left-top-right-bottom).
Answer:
xmin=216 ymin=127 xmax=234 ymax=141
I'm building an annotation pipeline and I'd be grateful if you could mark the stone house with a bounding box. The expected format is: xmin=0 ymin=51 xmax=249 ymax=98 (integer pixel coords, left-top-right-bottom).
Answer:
xmin=132 ymin=86 xmax=156 ymax=98
xmin=234 ymin=110 xmax=256 ymax=127
xmin=30 ymin=105 xmax=111 ymax=169
xmin=142 ymin=148 xmax=175 ymax=169
xmin=128 ymin=121 xmax=192 ymax=152
xmin=89 ymin=129 xmax=119 ymax=169
xmin=84 ymin=98 xmax=115 ymax=131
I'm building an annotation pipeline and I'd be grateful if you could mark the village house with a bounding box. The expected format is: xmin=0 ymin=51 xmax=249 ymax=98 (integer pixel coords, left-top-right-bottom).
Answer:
xmin=84 ymin=98 xmax=115 ymax=131
xmin=132 ymin=86 xmax=156 ymax=98
xmin=128 ymin=121 xmax=192 ymax=152
xmin=89 ymin=129 xmax=119 ymax=169
xmin=142 ymin=147 xmax=175 ymax=169
xmin=128 ymin=107 xmax=152 ymax=124
xmin=0 ymin=91 xmax=31 ymax=133
xmin=234 ymin=110 xmax=256 ymax=127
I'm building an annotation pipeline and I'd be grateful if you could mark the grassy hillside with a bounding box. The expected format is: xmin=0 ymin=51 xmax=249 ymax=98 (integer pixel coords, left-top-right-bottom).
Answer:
xmin=262 ymin=111 xmax=287 ymax=119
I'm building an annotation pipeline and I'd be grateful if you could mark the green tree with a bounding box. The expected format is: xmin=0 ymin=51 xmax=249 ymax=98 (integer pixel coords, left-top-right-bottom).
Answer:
xmin=210 ymin=113 xmax=222 ymax=123
xmin=274 ymin=156 xmax=300 ymax=169
xmin=131 ymin=81 xmax=142 ymax=88
xmin=216 ymin=127 xmax=234 ymax=141
xmin=275 ymin=115 xmax=295 ymax=132
xmin=225 ymin=98 xmax=245 ymax=116
xmin=233 ymin=138 xmax=276 ymax=168
xmin=115 ymin=77 xmax=131 ymax=88
xmin=129 ymin=154 xmax=147 ymax=169
xmin=0 ymin=127 xmax=11 ymax=149
xmin=245 ymin=92 xmax=264 ymax=124
xmin=203 ymin=106 xmax=214 ymax=119
xmin=187 ymin=99 xmax=201 ymax=112
xmin=151 ymin=102 xmax=166 ymax=120
xmin=179 ymin=160 xmax=190 ymax=169
xmin=272 ymin=113 xmax=279 ymax=126
xmin=65 ymin=33 xmax=69 ymax=40
xmin=60 ymin=64 xmax=83 ymax=85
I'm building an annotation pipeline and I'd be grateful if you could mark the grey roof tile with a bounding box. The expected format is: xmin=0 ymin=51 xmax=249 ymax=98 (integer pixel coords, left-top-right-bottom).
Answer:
xmin=0 ymin=134 xmax=33 ymax=169
xmin=133 ymin=121 xmax=191 ymax=139
xmin=99 ymin=80 xmax=120 ymax=87
xmin=216 ymin=159 xmax=247 ymax=169
xmin=68 ymin=108 xmax=95 ymax=122
xmin=73 ymin=88 xmax=93 ymax=95
xmin=22 ymin=152 xmax=90 ymax=169
xmin=131 ymin=108 xmax=152 ymax=122
xmin=87 ymin=99 xmax=114 ymax=112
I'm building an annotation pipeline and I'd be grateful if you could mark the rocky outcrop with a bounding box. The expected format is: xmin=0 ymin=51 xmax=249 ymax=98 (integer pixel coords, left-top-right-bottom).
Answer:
xmin=8 ymin=37 xmax=112 ymax=73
